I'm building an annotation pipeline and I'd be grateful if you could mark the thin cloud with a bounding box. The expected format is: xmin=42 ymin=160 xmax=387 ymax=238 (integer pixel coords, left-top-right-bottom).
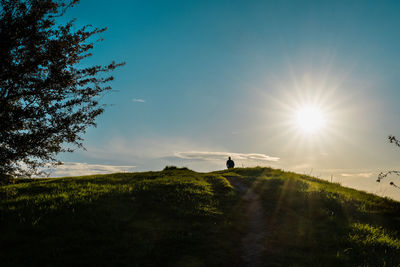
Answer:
xmin=175 ymin=151 xmax=279 ymax=162
xmin=132 ymin=98 xmax=146 ymax=103
xmin=47 ymin=162 xmax=136 ymax=177
xmin=341 ymin=172 xmax=373 ymax=178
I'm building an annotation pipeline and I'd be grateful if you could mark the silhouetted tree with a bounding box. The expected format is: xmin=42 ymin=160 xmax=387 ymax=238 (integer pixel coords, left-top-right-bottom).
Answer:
xmin=0 ymin=0 xmax=124 ymax=178
xmin=377 ymin=135 xmax=400 ymax=188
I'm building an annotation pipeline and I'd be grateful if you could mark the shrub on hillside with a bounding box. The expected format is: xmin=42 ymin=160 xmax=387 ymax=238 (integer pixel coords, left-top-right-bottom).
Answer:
xmin=163 ymin=166 xmax=190 ymax=171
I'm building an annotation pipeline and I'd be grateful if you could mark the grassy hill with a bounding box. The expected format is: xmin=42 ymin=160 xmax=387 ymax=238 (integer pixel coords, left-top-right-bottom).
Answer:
xmin=0 ymin=167 xmax=399 ymax=266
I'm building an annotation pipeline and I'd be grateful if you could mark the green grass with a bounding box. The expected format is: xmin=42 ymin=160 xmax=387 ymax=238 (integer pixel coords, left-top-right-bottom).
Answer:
xmin=0 ymin=167 xmax=399 ymax=266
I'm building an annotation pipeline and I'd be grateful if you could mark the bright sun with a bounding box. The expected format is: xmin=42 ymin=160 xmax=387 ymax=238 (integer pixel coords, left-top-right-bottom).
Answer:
xmin=295 ymin=106 xmax=326 ymax=134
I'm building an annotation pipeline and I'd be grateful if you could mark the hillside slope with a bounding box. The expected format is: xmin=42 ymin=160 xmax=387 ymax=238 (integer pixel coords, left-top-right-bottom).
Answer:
xmin=0 ymin=167 xmax=399 ymax=266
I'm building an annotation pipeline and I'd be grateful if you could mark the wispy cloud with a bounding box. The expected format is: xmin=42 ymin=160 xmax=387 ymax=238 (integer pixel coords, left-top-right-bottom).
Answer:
xmin=77 ymin=137 xmax=281 ymax=172
xmin=47 ymin=162 xmax=136 ymax=177
xmin=174 ymin=151 xmax=279 ymax=162
xmin=132 ymin=98 xmax=146 ymax=103
xmin=341 ymin=172 xmax=373 ymax=178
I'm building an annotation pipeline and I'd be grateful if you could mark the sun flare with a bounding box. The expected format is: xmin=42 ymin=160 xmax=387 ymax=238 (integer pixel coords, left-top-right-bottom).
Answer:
xmin=295 ymin=106 xmax=326 ymax=134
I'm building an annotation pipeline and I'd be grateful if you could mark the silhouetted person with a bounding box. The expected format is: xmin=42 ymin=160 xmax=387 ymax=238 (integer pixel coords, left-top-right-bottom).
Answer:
xmin=226 ymin=156 xmax=235 ymax=169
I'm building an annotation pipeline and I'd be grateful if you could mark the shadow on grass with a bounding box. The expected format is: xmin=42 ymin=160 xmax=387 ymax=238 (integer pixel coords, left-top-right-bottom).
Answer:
xmin=0 ymin=169 xmax=242 ymax=266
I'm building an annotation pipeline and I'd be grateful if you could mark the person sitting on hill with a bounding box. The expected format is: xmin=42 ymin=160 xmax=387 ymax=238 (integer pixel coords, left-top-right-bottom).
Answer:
xmin=226 ymin=156 xmax=235 ymax=169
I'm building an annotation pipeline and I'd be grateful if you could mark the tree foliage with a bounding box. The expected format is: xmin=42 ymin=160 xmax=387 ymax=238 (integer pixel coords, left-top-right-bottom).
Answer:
xmin=377 ymin=135 xmax=400 ymax=188
xmin=0 ymin=0 xmax=124 ymax=178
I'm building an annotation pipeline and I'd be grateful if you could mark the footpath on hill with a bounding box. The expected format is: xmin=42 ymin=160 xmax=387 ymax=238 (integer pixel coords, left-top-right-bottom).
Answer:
xmin=227 ymin=176 xmax=267 ymax=267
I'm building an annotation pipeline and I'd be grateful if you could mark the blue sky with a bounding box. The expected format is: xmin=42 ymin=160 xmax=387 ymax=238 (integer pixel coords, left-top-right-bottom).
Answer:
xmin=54 ymin=0 xmax=400 ymax=200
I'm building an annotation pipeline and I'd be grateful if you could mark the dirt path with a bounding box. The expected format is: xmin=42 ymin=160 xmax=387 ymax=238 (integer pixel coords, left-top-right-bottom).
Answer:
xmin=227 ymin=177 xmax=266 ymax=267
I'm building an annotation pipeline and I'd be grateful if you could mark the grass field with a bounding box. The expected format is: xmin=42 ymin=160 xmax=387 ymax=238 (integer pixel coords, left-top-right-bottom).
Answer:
xmin=0 ymin=167 xmax=399 ymax=266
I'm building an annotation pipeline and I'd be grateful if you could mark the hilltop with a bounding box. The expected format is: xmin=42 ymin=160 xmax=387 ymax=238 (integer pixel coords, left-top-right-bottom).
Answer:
xmin=0 ymin=167 xmax=399 ymax=266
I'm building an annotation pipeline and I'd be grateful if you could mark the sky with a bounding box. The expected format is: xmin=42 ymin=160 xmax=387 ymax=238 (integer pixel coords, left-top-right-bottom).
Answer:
xmin=52 ymin=0 xmax=400 ymax=200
